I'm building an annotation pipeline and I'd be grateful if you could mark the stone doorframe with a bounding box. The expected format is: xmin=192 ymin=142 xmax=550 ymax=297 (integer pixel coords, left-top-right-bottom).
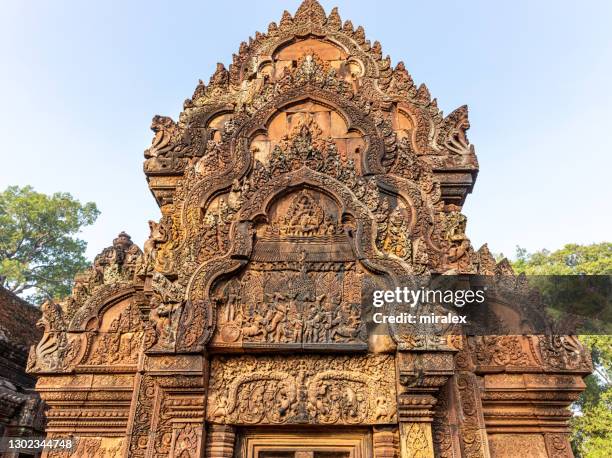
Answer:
xmin=206 ymin=425 xmax=403 ymax=458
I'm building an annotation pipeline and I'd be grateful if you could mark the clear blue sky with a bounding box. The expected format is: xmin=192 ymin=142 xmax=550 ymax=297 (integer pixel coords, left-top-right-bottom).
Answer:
xmin=1 ymin=0 xmax=610 ymax=260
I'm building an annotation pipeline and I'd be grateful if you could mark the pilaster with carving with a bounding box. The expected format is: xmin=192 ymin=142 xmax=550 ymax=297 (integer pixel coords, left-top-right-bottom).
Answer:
xmin=396 ymin=351 xmax=456 ymax=458
xmin=373 ymin=426 xmax=400 ymax=458
xmin=125 ymin=355 xmax=207 ymax=458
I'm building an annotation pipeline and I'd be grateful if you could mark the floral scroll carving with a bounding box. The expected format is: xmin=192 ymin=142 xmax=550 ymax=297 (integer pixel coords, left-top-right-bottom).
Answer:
xmin=207 ymin=354 xmax=396 ymax=425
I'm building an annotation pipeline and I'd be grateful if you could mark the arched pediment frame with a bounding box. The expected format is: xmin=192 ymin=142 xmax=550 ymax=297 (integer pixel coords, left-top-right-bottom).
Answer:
xmin=180 ymin=87 xmax=392 ymax=239
xmin=178 ymin=167 xmax=413 ymax=351
xmin=236 ymin=87 xmax=388 ymax=175
xmin=377 ymin=174 xmax=437 ymax=252
xmin=236 ymin=29 xmax=381 ymax=84
xmin=394 ymin=101 xmax=434 ymax=156
xmin=176 ymin=91 xmax=393 ymax=264
xmin=68 ymin=284 xmax=140 ymax=332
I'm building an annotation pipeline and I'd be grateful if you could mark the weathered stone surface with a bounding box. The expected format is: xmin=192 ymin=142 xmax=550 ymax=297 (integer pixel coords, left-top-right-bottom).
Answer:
xmin=27 ymin=1 xmax=590 ymax=457
xmin=0 ymin=286 xmax=45 ymax=457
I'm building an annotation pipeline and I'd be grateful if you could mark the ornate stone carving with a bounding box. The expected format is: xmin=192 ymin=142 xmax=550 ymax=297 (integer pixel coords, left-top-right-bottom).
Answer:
xmin=206 ymin=425 xmax=236 ymax=458
xmin=84 ymin=301 xmax=144 ymax=366
xmin=146 ymin=272 xmax=185 ymax=351
xmin=432 ymin=381 xmax=461 ymax=458
xmin=440 ymin=209 xmax=474 ymax=273
xmin=544 ymin=433 xmax=573 ymax=458
xmin=454 ymin=373 xmax=490 ymax=458
xmin=45 ymin=437 xmax=125 ymax=458
xmin=126 ymin=372 xmax=206 ymax=458
xmin=535 ymin=335 xmax=593 ymax=372
xmin=27 ymin=2 xmax=591 ymax=457
xmin=140 ymin=218 xmax=170 ymax=276
xmin=210 ymin=211 xmax=367 ymax=349
xmin=373 ymin=426 xmax=400 ymax=458
xmin=207 ymin=354 xmax=396 ymax=425
xmin=173 ymin=423 xmax=202 ymax=458
xmin=400 ymin=422 xmax=432 ymax=458
xmin=144 ymin=115 xmax=189 ymax=174
xmin=93 ymin=231 xmax=142 ymax=285
xmin=28 ymin=300 xmax=81 ymax=373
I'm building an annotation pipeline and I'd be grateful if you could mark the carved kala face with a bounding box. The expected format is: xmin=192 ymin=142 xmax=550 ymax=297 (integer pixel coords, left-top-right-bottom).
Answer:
xmin=390 ymin=208 xmax=403 ymax=226
xmin=150 ymin=115 xmax=163 ymax=131
xmin=113 ymin=232 xmax=131 ymax=249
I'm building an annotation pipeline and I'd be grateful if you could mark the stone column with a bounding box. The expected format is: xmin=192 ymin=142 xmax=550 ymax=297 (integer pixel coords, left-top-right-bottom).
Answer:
xmin=205 ymin=425 xmax=236 ymax=458
xmin=373 ymin=426 xmax=399 ymax=458
xmin=396 ymin=351 xmax=455 ymax=458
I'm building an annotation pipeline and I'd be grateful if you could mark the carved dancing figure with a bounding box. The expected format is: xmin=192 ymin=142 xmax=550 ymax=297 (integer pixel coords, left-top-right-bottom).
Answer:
xmin=141 ymin=219 xmax=168 ymax=275
xmin=263 ymin=293 xmax=288 ymax=342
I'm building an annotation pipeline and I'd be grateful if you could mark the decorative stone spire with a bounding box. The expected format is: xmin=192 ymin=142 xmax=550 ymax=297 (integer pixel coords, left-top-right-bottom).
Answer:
xmin=294 ymin=0 xmax=327 ymax=25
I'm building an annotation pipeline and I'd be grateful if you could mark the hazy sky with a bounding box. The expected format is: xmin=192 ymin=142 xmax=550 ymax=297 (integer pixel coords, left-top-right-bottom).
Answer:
xmin=1 ymin=0 xmax=610 ymax=260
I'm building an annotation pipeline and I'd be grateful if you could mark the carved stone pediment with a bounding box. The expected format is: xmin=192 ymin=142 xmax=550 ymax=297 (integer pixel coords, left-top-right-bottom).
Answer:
xmin=210 ymin=187 xmax=370 ymax=351
xmin=26 ymin=2 xmax=591 ymax=457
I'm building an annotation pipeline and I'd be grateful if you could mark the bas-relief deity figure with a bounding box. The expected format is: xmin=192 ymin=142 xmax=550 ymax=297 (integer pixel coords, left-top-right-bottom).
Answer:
xmin=27 ymin=1 xmax=591 ymax=457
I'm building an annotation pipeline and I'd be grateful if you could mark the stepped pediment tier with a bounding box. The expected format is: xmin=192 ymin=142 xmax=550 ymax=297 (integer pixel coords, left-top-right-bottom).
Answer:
xmin=144 ymin=0 xmax=478 ymax=208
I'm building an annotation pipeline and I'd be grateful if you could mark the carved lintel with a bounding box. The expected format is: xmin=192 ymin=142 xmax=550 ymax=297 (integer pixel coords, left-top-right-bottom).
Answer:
xmin=207 ymin=354 xmax=397 ymax=425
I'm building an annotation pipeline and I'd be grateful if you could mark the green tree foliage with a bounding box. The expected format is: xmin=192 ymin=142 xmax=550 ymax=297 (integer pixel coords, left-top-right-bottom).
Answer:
xmin=512 ymin=243 xmax=611 ymax=457
xmin=0 ymin=185 xmax=99 ymax=303
xmin=571 ymin=335 xmax=612 ymax=458
xmin=513 ymin=243 xmax=612 ymax=275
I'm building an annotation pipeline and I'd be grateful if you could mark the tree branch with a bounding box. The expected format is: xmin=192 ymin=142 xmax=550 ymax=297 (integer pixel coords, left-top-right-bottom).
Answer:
xmin=3 ymin=235 xmax=26 ymax=260
xmin=12 ymin=282 xmax=35 ymax=295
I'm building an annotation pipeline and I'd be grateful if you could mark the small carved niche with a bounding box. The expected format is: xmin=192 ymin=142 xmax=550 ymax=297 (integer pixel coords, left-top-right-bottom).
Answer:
xmin=207 ymin=112 xmax=234 ymax=142
xmin=374 ymin=192 xmax=415 ymax=261
xmin=250 ymin=100 xmax=365 ymax=172
xmin=258 ymin=189 xmax=341 ymax=238
xmin=272 ymin=37 xmax=351 ymax=79
xmin=391 ymin=107 xmax=415 ymax=141
xmin=193 ymin=188 xmax=243 ymax=261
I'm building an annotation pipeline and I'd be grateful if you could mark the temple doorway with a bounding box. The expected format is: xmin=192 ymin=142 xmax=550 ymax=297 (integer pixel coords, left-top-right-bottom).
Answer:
xmin=237 ymin=429 xmax=371 ymax=458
